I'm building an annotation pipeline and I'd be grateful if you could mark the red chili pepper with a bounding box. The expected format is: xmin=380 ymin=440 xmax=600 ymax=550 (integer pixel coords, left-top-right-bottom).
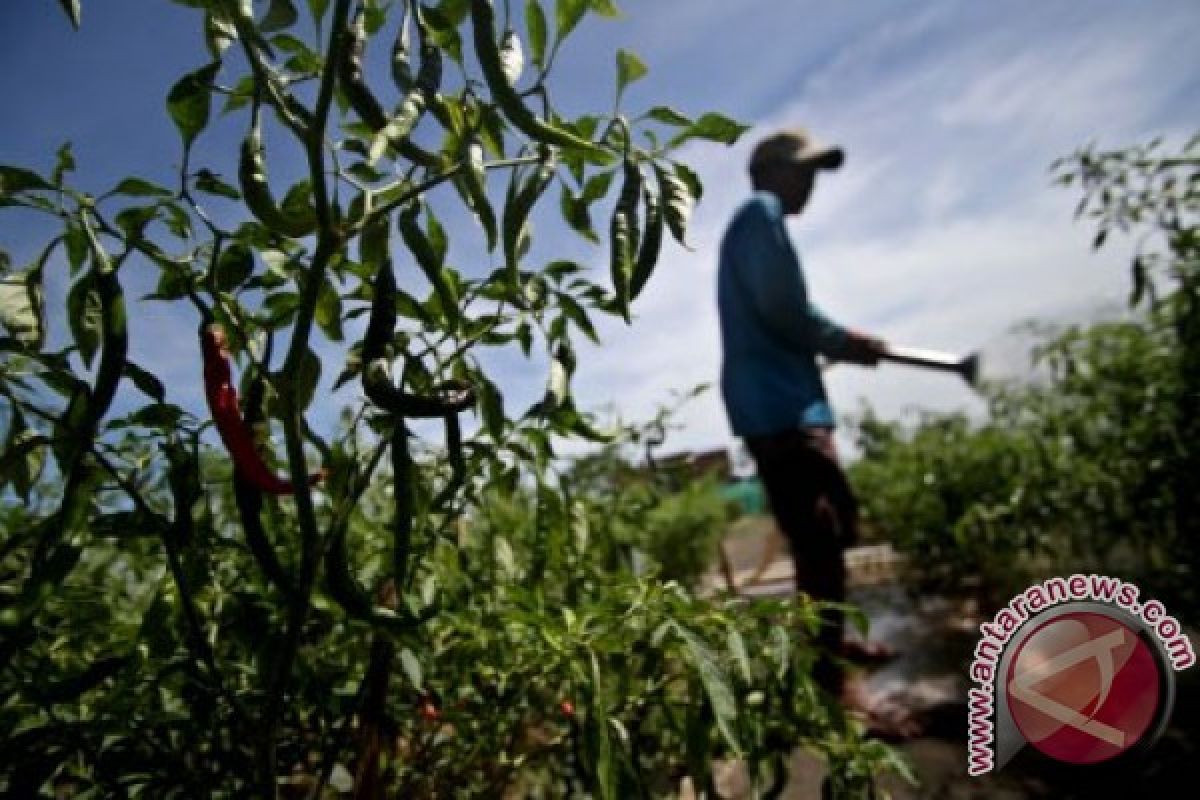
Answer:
xmin=418 ymin=701 xmax=440 ymax=722
xmin=559 ymin=700 xmax=575 ymax=717
xmin=201 ymin=324 xmax=324 ymax=495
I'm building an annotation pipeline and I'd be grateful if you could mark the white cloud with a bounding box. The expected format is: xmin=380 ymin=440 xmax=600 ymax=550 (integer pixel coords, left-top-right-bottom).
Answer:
xmin=567 ymin=1 xmax=1199 ymax=461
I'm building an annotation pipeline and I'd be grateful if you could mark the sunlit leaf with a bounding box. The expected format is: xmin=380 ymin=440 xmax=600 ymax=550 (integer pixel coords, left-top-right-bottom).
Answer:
xmin=526 ymin=0 xmax=547 ymax=68
xmin=261 ymin=0 xmax=298 ymax=32
xmin=615 ymin=49 xmax=646 ymax=99
xmin=166 ymin=61 xmax=221 ymax=149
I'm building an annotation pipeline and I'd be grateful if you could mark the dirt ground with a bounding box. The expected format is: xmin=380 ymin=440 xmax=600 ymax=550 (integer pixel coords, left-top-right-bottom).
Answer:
xmin=703 ymin=519 xmax=1199 ymax=799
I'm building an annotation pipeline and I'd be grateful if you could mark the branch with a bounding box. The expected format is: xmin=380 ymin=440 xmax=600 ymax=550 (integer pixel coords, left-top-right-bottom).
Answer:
xmin=366 ymin=155 xmax=540 ymax=227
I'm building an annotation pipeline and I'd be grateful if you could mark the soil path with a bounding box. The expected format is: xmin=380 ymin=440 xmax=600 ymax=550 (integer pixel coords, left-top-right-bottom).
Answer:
xmin=700 ymin=519 xmax=1199 ymax=799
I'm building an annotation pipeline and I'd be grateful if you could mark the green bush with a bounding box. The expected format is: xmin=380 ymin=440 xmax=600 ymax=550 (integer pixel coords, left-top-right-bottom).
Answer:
xmin=637 ymin=473 xmax=734 ymax=585
xmin=848 ymin=134 xmax=1199 ymax=615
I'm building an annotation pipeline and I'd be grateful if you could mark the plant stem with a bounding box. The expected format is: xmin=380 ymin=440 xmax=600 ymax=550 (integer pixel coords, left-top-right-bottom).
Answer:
xmin=255 ymin=2 xmax=353 ymax=793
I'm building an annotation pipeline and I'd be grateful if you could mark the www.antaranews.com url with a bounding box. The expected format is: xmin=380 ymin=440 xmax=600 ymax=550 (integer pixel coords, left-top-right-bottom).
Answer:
xmin=965 ymin=573 xmax=1195 ymax=776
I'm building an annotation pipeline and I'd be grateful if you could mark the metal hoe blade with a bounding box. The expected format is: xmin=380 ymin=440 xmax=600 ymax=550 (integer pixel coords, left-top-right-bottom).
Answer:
xmin=882 ymin=345 xmax=980 ymax=387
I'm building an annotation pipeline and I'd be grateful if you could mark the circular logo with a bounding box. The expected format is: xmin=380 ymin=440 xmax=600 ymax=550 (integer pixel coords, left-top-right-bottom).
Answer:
xmin=1005 ymin=611 xmax=1164 ymax=764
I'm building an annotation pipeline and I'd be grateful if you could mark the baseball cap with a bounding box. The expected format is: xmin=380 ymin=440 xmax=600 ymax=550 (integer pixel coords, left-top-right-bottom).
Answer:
xmin=748 ymin=128 xmax=845 ymax=171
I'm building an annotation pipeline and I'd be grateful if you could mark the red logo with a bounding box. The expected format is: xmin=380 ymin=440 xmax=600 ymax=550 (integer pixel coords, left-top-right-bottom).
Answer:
xmin=1006 ymin=611 xmax=1161 ymax=764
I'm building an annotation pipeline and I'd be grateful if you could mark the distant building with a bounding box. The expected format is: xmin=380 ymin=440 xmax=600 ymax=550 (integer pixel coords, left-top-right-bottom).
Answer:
xmin=654 ymin=447 xmax=732 ymax=481
xmin=647 ymin=447 xmax=767 ymax=516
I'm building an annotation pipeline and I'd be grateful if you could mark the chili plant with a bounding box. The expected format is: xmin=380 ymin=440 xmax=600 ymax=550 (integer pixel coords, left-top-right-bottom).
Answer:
xmin=849 ymin=134 xmax=1200 ymax=616
xmin=0 ymin=1 xmax=906 ymax=797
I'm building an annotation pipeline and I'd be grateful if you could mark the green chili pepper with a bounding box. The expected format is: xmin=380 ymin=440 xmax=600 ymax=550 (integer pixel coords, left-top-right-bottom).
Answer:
xmin=21 ymin=212 xmax=128 ymax=646
xmin=368 ymin=35 xmax=440 ymax=164
xmin=320 ymin=439 xmax=421 ymax=628
xmin=238 ymin=117 xmax=318 ymax=238
xmin=360 ymin=211 xmax=476 ymax=417
xmin=164 ymin=438 xmax=199 ymax=549
xmin=457 ymin=137 xmax=497 ymax=251
xmin=469 ymin=0 xmax=608 ymax=157
xmin=609 ymin=158 xmax=643 ymax=321
xmin=391 ymin=1 xmax=413 ymax=92
xmin=339 ymin=4 xmax=388 ymax=130
xmin=391 ymin=419 xmax=414 ymax=586
xmin=502 ymin=148 xmax=557 ymax=292
xmin=398 ymin=202 xmax=459 ymax=327
xmin=56 ymin=214 xmax=128 ymax=533
xmin=360 ymin=219 xmax=396 ymax=364
xmin=630 ymin=178 xmax=663 ymax=302
xmin=430 ymin=411 xmax=467 ymax=511
xmin=341 ymin=3 xmax=442 ymax=167
xmin=233 ymin=366 xmax=297 ymax=598
xmin=81 ymin=214 xmax=127 ymax=426
xmin=323 ymin=518 xmax=377 ymax=619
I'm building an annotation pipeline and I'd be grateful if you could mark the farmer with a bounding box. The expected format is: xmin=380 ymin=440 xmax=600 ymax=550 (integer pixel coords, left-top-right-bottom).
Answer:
xmin=717 ymin=128 xmax=916 ymax=736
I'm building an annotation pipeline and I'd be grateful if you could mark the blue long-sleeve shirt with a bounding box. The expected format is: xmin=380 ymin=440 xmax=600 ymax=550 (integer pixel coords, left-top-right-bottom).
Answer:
xmin=717 ymin=191 xmax=850 ymax=436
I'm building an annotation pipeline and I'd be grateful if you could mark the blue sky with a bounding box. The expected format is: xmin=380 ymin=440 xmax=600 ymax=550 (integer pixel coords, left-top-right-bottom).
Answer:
xmin=3 ymin=0 xmax=1199 ymax=463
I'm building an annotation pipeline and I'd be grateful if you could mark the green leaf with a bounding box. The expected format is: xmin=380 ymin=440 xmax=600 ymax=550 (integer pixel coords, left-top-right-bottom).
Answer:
xmin=0 ymin=418 xmax=46 ymax=502
xmin=316 ymin=277 xmax=344 ymax=341
xmin=589 ymin=0 xmax=620 ymax=17
xmin=57 ymin=0 xmax=81 ymax=30
xmin=423 ymin=6 xmax=464 ymax=65
xmin=123 ymin=362 xmax=166 ymax=402
xmin=66 ymin=272 xmax=101 ymax=367
xmin=0 ymin=166 xmax=53 ymax=195
xmin=425 ymin=205 xmax=448 ymax=266
xmin=400 ymin=648 xmax=423 ymax=689
xmin=583 ymin=653 xmax=616 ymax=800
xmin=306 ymin=0 xmax=330 ymax=26
xmin=554 ymin=0 xmax=588 ymax=42
xmin=278 ymin=34 xmax=323 ymax=74
xmin=0 ymin=267 xmax=45 ymax=349
xmin=127 ymin=402 xmax=184 ymax=430
xmin=667 ymin=112 xmax=750 ymax=149
xmin=261 ymin=0 xmax=298 ymax=32
xmin=64 ymin=223 xmax=88 ymax=273
xmin=215 ymin=243 xmax=254 ymax=291
xmin=151 ymin=260 xmax=192 ymax=302
xmin=615 ymin=49 xmax=647 ymax=99
xmin=557 ymin=292 xmax=598 ymax=344
xmin=194 ymin=169 xmax=241 ymax=200
xmin=644 ymin=105 xmax=691 ymax=127
xmin=291 ymin=346 xmax=322 ymax=412
xmin=478 ymin=376 xmax=506 ymax=440
xmin=770 ymin=625 xmax=790 ymax=680
xmin=673 ymin=160 xmax=703 ymax=202
xmin=726 ymin=627 xmax=752 ymax=684
xmin=560 ymin=184 xmax=598 ymax=243
xmin=111 ymin=177 xmax=172 ymax=198
xmin=166 ymin=62 xmax=222 ymax=150
xmin=676 ymin=624 xmax=741 ymax=755
xmin=525 ymin=0 xmax=547 ymax=68
xmin=53 ymin=142 xmax=76 ymax=186
xmin=115 ymin=205 xmax=159 ymax=241
xmin=264 ymin=290 xmax=301 ymax=325
xmin=281 ymin=180 xmax=316 ymax=222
